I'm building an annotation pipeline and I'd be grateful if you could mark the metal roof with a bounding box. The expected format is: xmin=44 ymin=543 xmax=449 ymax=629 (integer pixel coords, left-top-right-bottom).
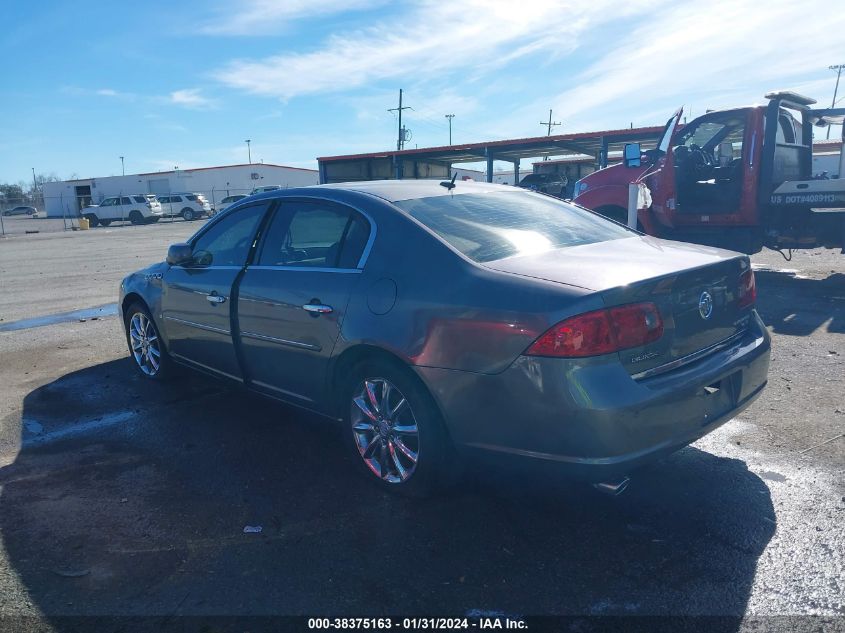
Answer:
xmin=317 ymin=125 xmax=665 ymax=165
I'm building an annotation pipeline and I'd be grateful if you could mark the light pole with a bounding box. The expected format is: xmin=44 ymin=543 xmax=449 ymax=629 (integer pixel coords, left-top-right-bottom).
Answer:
xmin=827 ymin=64 xmax=845 ymax=139
xmin=31 ymin=167 xmax=38 ymax=207
xmin=245 ymin=139 xmax=252 ymax=164
xmin=445 ymin=114 xmax=455 ymax=145
xmin=120 ymin=156 xmax=125 ymax=176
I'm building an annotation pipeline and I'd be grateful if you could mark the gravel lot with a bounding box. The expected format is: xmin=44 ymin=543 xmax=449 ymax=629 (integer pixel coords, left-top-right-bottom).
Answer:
xmin=0 ymin=225 xmax=842 ymax=631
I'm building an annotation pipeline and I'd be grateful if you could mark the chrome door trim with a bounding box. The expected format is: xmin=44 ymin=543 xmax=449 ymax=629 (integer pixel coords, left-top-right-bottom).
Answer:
xmin=164 ymin=316 xmax=230 ymax=336
xmin=246 ymin=266 xmax=362 ymax=274
xmin=251 ymin=379 xmax=315 ymax=402
xmin=171 ymin=352 xmax=243 ymax=382
xmin=240 ymin=330 xmax=321 ymax=352
xmin=631 ymin=329 xmax=749 ymax=381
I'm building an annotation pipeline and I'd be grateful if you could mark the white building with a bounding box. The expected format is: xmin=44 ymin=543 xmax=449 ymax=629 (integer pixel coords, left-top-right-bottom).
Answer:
xmin=42 ymin=163 xmax=319 ymax=218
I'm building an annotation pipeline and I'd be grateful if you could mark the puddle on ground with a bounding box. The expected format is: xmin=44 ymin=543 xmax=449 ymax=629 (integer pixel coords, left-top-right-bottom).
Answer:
xmin=0 ymin=303 xmax=118 ymax=332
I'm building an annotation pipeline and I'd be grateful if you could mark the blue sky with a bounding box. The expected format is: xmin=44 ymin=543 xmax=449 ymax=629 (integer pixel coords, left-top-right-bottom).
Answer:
xmin=1 ymin=0 xmax=843 ymax=184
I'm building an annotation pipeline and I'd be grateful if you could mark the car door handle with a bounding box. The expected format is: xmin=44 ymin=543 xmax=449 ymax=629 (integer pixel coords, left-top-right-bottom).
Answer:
xmin=302 ymin=303 xmax=333 ymax=314
xmin=206 ymin=293 xmax=227 ymax=304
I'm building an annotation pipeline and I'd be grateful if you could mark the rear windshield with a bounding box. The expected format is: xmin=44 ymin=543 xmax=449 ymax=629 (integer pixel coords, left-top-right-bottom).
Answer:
xmin=394 ymin=191 xmax=633 ymax=263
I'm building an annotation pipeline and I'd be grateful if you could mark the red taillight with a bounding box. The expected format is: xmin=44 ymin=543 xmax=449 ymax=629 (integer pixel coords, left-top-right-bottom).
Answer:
xmin=738 ymin=269 xmax=756 ymax=309
xmin=525 ymin=302 xmax=663 ymax=358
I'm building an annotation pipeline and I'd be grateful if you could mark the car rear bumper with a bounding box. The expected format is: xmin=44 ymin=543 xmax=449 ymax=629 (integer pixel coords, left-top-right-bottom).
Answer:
xmin=415 ymin=310 xmax=770 ymax=482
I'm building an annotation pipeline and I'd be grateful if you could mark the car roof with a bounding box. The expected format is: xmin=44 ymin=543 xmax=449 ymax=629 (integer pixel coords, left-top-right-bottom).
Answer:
xmin=314 ymin=179 xmax=510 ymax=203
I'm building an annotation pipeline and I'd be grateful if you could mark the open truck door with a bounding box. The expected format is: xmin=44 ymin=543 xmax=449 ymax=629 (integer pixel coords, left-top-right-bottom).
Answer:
xmin=643 ymin=108 xmax=684 ymax=229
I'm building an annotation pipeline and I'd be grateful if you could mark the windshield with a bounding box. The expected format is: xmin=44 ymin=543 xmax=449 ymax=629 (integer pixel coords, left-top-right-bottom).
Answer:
xmin=394 ymin=191 xmax=633 ymax=263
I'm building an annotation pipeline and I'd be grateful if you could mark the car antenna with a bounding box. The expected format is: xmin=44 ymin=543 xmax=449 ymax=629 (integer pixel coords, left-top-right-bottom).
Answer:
xmin=439 ymin=172 xmax=458 ymax=190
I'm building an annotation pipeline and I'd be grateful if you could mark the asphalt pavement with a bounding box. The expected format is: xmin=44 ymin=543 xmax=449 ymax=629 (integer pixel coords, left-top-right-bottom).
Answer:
xmin=0 ymin=226 xmax=842 ymax=631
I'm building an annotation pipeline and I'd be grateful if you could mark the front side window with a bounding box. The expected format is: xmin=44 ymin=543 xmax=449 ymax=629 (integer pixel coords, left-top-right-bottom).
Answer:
xmin=189 ymin=203 xmax=267 ymax=267
xmin=395 ymin=191 xmax=632 ymax=263
xmin=133 ymin=196 xmax=146 ymax=203
xmin=257 ymin=203 xmax=369 ymax=268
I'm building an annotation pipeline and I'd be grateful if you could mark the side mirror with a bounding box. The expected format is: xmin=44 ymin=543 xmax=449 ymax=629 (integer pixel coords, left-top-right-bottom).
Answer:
xmin=166 ymin=243 xmax=193 ymax=266
xmin=623 ymin=143 xmax=642 ymax=168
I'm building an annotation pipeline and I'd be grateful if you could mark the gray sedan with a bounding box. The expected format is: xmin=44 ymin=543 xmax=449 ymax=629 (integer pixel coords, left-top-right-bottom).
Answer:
xmin=119 ymin=180 xmax=770 ymax=495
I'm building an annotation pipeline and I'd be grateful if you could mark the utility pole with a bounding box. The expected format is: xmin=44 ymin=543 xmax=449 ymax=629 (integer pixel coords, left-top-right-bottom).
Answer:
xmin=540 ymin=109 xmax=561 ymax=136
xmin=120 ymin=156 xmax=125 ymax=176
xmin=245 ymin=139 xmax=252 ymax=164
xmin=540 ymin=109 xmax=561 ymax=161
xmin=827 ymin=64 xmax=845 ymax=139
xmin=388 ymin=89 xmax=412 ymax=151
xmin=445 ymin=114 xmax=455 ymax=145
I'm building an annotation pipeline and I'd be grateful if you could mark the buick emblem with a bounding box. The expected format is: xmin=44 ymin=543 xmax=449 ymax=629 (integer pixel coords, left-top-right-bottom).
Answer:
xmin=698 ymin=291 xmax=714 ymax=320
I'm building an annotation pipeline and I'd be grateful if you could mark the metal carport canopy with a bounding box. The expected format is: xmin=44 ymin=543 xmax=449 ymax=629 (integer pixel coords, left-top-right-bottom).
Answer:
xmin=316 ymin=125 xmax=664 ymax=183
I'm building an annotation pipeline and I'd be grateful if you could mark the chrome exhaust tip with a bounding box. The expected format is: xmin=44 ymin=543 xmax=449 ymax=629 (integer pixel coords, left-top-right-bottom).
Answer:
xmin=592 ymin=476 xmax=630 ymax=496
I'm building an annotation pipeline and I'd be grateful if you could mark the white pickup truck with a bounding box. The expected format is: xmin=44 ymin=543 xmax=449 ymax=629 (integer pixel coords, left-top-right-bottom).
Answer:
xmin=81 ymin=195 xmax=163 ymax=226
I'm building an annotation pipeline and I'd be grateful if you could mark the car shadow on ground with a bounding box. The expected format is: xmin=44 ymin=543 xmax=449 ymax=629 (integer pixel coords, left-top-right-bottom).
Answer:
xmin=0 ymin=358 xmax=775 ymax=629
xmin=755 ymin=270 xmax=845 ymax=336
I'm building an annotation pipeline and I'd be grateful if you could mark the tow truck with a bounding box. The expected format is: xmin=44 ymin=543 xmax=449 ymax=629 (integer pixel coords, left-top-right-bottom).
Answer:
xmin=572 ymin=92 xmax=845 ymax=255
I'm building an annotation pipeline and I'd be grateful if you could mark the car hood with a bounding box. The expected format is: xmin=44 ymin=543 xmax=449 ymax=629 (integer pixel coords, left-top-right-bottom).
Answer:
xmin=482 ymin=235 xmax=741 ymax=292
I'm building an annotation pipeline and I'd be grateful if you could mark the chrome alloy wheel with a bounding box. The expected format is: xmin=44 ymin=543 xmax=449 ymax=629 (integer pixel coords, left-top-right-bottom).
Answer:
xmin=351 ymin=378 xmax=420 ymax=483
xmin=129 ymin=312 xmax=161 ymax=376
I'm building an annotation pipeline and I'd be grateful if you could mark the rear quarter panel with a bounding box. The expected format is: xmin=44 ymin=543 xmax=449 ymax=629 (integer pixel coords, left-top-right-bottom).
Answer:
xmin=335 ymin=196 xmax=599 ymax=375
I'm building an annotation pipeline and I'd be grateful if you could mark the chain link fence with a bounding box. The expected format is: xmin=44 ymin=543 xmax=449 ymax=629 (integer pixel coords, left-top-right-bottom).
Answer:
xmin=0 ymin=186 xmax=282 ymax=236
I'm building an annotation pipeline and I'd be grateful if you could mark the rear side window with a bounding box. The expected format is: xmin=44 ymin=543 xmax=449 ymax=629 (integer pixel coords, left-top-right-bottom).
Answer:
xmin=121 ymin=197 xmax=131 ymax=205
xmin=395 ymin=191 xmax=633 ymax=263
xmin=257 ymin=203 xmax=369 ymax=269
xmin=186 ymin=194 xmax=198 ymax=201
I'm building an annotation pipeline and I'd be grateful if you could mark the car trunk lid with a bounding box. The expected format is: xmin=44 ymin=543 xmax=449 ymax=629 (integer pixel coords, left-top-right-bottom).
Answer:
xmin=484 ymin=235 xmax=753 ymax=375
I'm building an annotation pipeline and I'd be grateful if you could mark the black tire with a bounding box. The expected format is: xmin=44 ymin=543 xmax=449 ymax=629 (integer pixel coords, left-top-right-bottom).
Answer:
xmin=98 ymin=219 xmax=111 ymax=227
xmin=124 ymin=302 xmax=174 ymax=381
xmin=148 ymin=217 xmax=160 ymax=224
xmin=129 ymin=210 xmax=144 ymax=225
xmin=84 ymin=213 xmax=100 ymax=227
xmin=341 ymin=357 xmax=456 ymax=496
xmin=181 ymin=208 xmax=195 ymax=221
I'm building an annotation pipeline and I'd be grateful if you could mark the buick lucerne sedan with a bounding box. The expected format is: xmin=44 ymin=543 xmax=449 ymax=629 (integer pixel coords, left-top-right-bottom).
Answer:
xmin=119 ymin=180 xmax=770 ymax=495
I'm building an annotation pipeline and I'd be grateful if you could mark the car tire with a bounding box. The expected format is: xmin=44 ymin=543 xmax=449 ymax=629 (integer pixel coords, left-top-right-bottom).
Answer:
xmin=181 ymin=208 xmax=195 ymax=221
xmin=129 ymin=210 xmax=144 ymax=225
xmin=84 ymin=213 xmax=100 ymax=228
xmin=341 ymin=357 xmax=456 ymax=496
xmin=99 ymin=219 xmax=111 ymax=227
xmin=124 ymin=302 xmax=173 ymax=381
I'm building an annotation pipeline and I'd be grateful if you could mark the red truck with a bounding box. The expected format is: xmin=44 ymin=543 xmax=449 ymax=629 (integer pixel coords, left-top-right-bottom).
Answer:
xmin=572 ymin=92 xmax=845 ymax=254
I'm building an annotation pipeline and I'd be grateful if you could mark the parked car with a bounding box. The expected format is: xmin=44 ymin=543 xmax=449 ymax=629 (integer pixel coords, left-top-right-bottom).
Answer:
xmin=81 ymin=195 xmax=162 ymax=226
xmin=251 ymin=185 xmax=281 ymax=194
xmin=517 ymin=172 xmax=568 ymax=197
xmin=2 ymin=205 xmax=37 ymax=216
xmin=216 ymin=194 xmax=249 ymax=215
xmin=120 ymin=181 xmax=770 ymax=496
xmin=157 ymin=193 xmax=212 ymax=221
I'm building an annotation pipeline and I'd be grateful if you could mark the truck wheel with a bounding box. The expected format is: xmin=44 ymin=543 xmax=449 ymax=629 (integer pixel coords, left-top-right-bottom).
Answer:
xmin=181 ymin=208 xmax=195 ymax=221
xmin=84 ymin=213 xmax=100 ymax=227
xmin=129 ymin=210 xmax=144 ymax=225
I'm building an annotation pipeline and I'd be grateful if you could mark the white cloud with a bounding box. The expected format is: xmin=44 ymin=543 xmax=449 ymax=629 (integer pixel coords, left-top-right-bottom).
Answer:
xmin=544 ymin=0 xmax=845 ymax=132
xmin=212 ymin=0 xmax=659 ymax=100
xmin=200 ymin=0 xmax=385 ymax=36
xmin=168 ymin=88 xmax=217 ymax=110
